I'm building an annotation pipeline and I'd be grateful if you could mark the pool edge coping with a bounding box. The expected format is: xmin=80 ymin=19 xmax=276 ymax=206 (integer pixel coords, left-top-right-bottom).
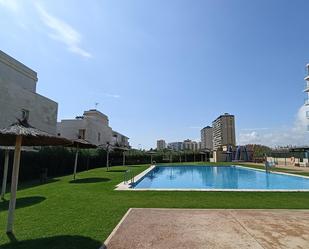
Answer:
xmin=114 ymin=164 xmax=309 ymax=192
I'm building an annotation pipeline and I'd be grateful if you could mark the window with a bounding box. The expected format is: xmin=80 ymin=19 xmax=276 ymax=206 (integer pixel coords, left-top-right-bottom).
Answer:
xmin=21 ymin=109 xmax=29 ymax=120
xmin=306 ymin=111 xmax=309 ymax=118
xmin=78 ymin=129 xmax=86 ymax=139
xmin=98 ymin=132 xmax=101 ymax=142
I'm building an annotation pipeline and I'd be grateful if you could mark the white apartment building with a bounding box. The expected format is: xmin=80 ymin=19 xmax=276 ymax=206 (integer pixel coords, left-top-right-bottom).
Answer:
xmin=212 ymin=113 xmax=236 ymax=150
xmin=0 ymin=50 xmax=58 ymax=134
xmin=58 ymin=109 xmax=129 ymax=147
xmin=112 ymin=131 xmax=130 ymax=148
xmin=168 ymin=142 xmax=183 ymax=151
xmin=156 ymin=139 xmax=166 ymax=150
xmin=201 ymin=126 xmax=213 ymax=150
xmin=304 ymin=64 xmax=309 ymax=114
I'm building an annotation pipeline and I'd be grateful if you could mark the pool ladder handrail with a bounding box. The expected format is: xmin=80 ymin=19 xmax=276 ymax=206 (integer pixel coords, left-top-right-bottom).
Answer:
xmin=124 ymin=168 xmax=134 ymax=184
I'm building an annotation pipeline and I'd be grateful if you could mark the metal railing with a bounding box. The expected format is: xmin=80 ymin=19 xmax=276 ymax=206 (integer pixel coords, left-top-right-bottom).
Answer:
xmin=124 ymin=168 xmax=134 ymax=184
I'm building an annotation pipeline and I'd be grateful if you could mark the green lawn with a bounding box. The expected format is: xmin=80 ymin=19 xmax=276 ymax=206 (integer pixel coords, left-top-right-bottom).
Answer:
xmin=1 ymin=163 xmax=309 ymax=249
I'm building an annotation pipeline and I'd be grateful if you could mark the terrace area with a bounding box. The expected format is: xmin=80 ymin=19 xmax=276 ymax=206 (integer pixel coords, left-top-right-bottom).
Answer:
xmin=1 ymin=162 xmax=309 ymax=249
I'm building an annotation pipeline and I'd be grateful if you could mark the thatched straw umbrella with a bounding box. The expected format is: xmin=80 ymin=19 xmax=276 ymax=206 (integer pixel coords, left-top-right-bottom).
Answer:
xmin=0 ymin=119 xmax=71 ymax=233
xmin=147 ymin=151 xmax=156 ymax=164
xmin=99 ymin=142 xmax=112 ymax=171
xmin=69 ymin=138 xmax=97 ymax=180
xmin=113 ymin=146 xmax=130 ymax=166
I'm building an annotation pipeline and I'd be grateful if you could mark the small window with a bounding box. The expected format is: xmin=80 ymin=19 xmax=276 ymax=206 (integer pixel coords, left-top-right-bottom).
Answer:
xmin=78 ymin=129 xmax=86 ymax=139
xmin=306 ymin=111 xmax=309 ymax=118
xmin=307 ymin=125 xmax=309 ymax=132
xmin=21 ymin=109 xmax=29 ymax=120
xmin=57 ymin=133 xmax=61 ymax=136
xmin=98 ymin=132 xmax=101 ymax=142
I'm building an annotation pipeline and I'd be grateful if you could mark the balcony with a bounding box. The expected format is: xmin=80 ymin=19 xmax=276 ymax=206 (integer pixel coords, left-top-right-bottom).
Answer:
xmin=304 ymin=82 xmax=309 ymax=92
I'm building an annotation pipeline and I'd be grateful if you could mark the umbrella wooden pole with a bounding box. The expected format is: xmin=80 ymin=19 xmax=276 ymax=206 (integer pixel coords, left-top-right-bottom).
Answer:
xmin=106 ymin=151 xmax=109 ymax=171
xmin=7 ymin=135 xmax=22 ymax=233
xmin=73 ymin=146 xmax=79 ymax=180
xmin=1 ymin=149 xmax=9 ymax=200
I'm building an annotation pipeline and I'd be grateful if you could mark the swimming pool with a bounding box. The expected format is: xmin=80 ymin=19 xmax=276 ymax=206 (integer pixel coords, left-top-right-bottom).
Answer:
xmin=132 ymin=165 xmax=309 ymax=191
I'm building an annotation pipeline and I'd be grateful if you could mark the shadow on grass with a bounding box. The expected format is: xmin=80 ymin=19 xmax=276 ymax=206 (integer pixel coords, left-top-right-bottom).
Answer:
xmin=17 ymin=178 xmax=60 ymax=191
xmin=69 ymin=177 xmax=111 ymax=184
xmin=1 ymin=235 xmax=102 ymax=249
xmin=0 ymin=196 xmax=46 ymax=212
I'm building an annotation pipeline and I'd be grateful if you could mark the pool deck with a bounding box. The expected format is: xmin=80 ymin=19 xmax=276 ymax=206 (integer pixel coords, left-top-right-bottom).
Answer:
xmin=102 ymin=208 xmax=309 ymax=249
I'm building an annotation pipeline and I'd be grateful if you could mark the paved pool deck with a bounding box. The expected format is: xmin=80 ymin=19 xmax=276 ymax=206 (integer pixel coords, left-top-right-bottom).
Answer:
xmin=102 ymin=208 xmax=309 ymax=249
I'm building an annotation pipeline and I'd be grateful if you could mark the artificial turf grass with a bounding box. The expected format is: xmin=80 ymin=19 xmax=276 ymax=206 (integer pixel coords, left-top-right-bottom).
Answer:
xmin=1 ymin=163 xmax=309 ymax=249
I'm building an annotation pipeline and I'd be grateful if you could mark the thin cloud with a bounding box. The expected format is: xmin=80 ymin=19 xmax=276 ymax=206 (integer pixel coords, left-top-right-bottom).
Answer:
xmin=238 ymin=105 xmax=309 ymax=147
xmin=35 ymin=3 xmax=92 ymax=58
xmin=104 ymin=93 xmax=121 ymax=98
xmin=240 ymin=128 xmax=269 ymax=131
xmin=0 ymin=0 xmax=20 ymax=13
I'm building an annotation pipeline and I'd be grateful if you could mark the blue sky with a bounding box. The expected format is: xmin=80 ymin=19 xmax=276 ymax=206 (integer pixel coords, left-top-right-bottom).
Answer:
xmin=1 ymin=0 xmax=309 ymax=149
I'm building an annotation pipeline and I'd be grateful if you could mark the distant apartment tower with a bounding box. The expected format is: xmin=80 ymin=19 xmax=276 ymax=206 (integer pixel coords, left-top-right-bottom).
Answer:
xmin=168 ymin=142 xmax=183 ymax=151
xmin=157 ymin=139 xmax=166 ymax=150
xmin=183 ymin=139 xmax=199 ymax=151
xmin=201 ymin=126 xmax=213 ymax=150
xmin=212 ymin=113 xmax=236 ymax=150
xmin=0 ymin=50 xmax=58 ymax=134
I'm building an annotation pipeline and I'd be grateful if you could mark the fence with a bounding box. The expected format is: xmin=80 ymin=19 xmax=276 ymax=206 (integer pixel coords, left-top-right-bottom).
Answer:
xmin=0 ymin=148 xmax=204 ymax=183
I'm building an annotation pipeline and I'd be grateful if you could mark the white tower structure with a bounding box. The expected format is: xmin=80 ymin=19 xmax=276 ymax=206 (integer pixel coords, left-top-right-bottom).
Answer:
xmin=305 ymin=64 xmax=309 ymax=106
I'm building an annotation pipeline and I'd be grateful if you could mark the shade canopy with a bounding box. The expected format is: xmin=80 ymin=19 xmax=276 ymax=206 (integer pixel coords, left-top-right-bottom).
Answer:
xmin=0 ymin=119 xmax=71 ymax=146
xmin=113 ymin=146 xmax=130 ymax=152
xmin=70 ymin=138 xmax=97 ymax=149
xmin=0 ymin=118 xmax=71 ymax=233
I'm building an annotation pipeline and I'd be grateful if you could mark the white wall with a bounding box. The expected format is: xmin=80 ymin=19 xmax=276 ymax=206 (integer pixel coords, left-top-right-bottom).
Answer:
xmin=0 ymin=51 xmax=58 ymax=134
xmin=57 ymin=111 xmax=114 ymax=146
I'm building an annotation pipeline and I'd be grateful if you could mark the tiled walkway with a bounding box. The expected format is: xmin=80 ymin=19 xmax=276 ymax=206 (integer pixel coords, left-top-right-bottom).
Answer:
xmin=103 ymin=209 xmax=309 ymax=249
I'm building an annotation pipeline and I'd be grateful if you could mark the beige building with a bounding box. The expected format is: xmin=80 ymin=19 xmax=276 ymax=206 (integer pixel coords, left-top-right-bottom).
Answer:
xmin=201 ymin=126 xmax=213 ymax=150
xmin=57 ymin=109 xmax=130 ymax=147
xmin=183 ymin=139 xmax=199 ymax=151
xmin=0 ymin=50 xmax=58 ymax=134
xmin=212 ymin=113 xmax=236 ymax=150
xmin=156 ymin=139 xmax=166 ymax=150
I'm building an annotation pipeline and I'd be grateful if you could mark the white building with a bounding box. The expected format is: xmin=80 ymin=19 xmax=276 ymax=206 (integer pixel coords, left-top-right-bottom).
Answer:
xmin=201 ymin=126 xmax=213 ymax=150
xmin=156 ymin=139 xmax=166 ymax=150
xmin=0 ymin=50 xmax=58 ymax=134
xmin=304 ymin=64 xmax=309 ymax=114
xmin=168 ymin=142 xmax=183 ymax=151
xmin=57 ymin=109 xmax=129 ymax=147
xmin=112 ymin=131 xmax=130 ymax=148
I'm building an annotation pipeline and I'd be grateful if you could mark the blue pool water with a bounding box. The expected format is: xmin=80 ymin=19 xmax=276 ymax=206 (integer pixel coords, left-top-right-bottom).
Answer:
xmin=133 ymin=165 xmax=309 ymax=190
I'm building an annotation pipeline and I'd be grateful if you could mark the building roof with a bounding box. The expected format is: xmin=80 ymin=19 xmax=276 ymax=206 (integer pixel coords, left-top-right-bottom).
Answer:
xmin=0 ymin=50 xmax=37 ymax=82
xmin=213 ymin=113 xmax=234 ymax=122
